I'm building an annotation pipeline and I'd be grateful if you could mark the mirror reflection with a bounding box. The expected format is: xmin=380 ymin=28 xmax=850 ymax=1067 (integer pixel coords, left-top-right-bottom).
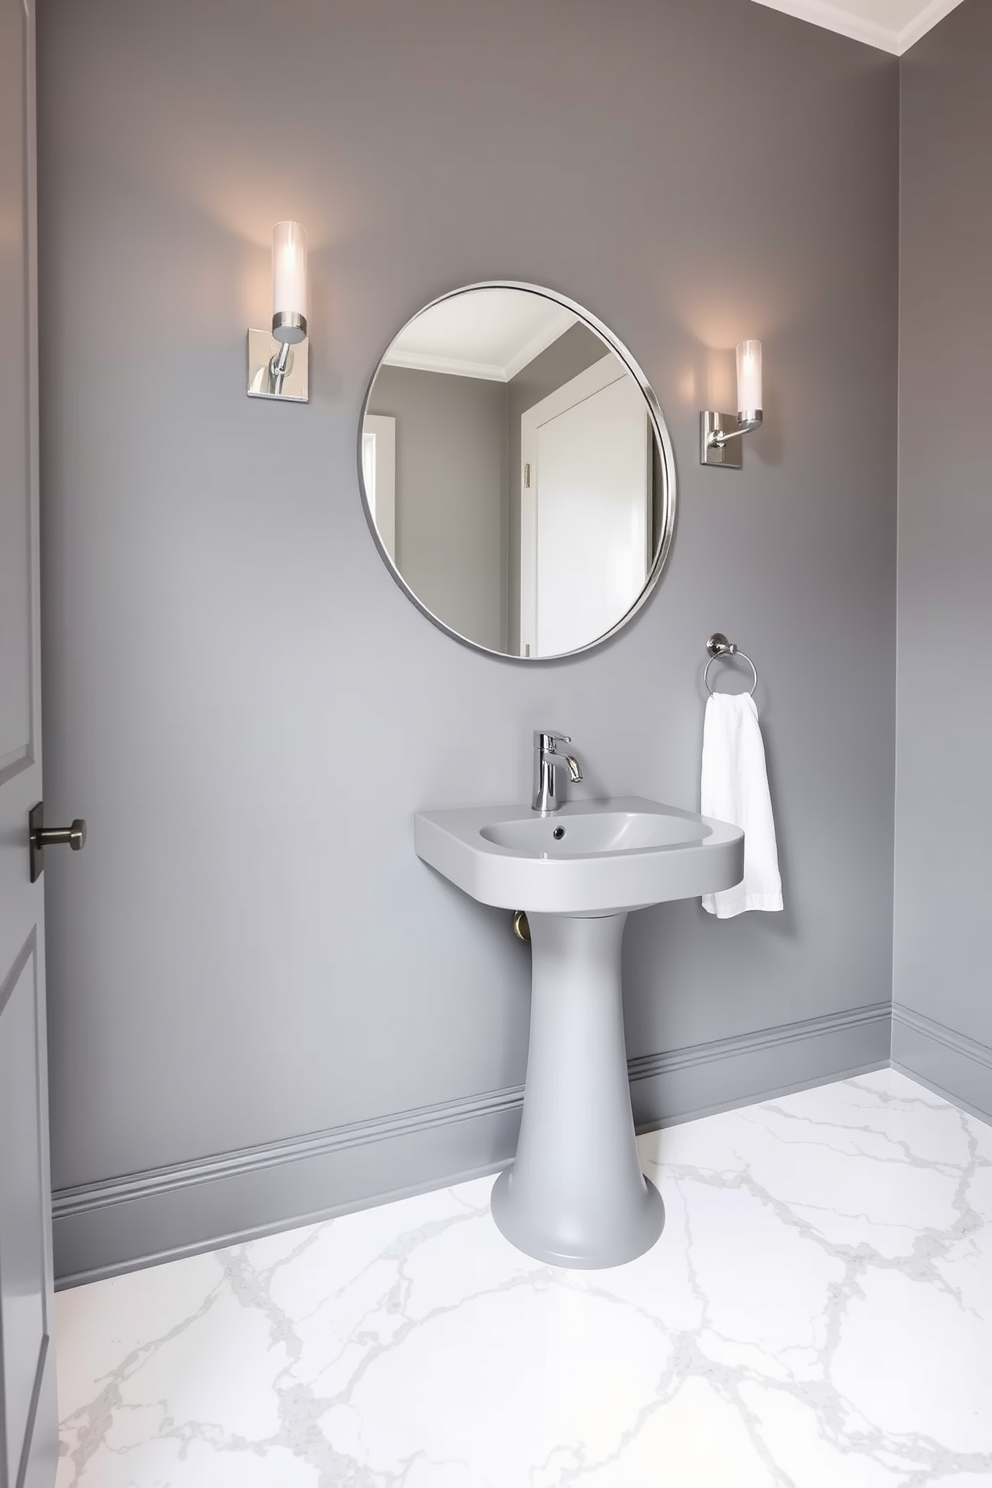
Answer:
xmin=360 ymin=285 xmax=673 ymax=658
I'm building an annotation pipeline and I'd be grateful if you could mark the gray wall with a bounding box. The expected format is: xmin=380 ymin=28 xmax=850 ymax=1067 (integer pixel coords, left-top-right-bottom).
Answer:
xmin=369 ymin=364 xmax=508 ymax=652
xmin=892 ymin=0 xmax=992 ymax=1118
xmin=37 ymin=0 xmax=899 ymax=1283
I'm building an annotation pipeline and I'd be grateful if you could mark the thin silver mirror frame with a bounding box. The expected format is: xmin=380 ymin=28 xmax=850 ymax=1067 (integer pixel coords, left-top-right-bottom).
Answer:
xmin=357 ymin=281 xmax=678 ymax=662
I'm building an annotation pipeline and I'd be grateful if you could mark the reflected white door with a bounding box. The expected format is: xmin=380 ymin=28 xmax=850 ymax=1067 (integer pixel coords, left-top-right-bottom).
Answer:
xmin=0 ymin=1 xmax=59 ymax=1483
xmin=362 ymin=414 xmax=396 ymax=562
xmin=520 ymin=356 xmax=650 ymax=657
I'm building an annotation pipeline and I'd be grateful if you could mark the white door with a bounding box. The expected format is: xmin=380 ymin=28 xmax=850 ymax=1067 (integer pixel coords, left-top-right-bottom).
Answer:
xmin=520 ymin=355 xmax=650 ymax=657
xmin=0 ymin=2 xmax=59 ymax=1482
xmin=361 ymin=414 xmax=396 ymax=562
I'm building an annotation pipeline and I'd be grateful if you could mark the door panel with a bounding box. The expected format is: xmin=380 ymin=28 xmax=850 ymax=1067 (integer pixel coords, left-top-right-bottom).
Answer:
xmin=0 ymin=942 xmax=50 ymax=1488
xmin=0 ymin=0 xmax=33 ymax=776
xmin=0 ymin=0 xmax=58 ymax=1484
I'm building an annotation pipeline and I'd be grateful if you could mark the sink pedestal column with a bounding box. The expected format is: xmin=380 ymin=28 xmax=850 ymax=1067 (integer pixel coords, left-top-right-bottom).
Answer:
xmin=491 ymin=910 xmax=664 ymax=1268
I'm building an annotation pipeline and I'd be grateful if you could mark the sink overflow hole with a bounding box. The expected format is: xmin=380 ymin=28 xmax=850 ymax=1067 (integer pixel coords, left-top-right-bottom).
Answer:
xmin=553 ymin=827 xmax=565 ymax=840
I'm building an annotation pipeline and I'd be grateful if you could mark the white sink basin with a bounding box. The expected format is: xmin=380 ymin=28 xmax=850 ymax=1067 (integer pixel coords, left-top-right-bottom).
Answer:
xmin=415 ymin=795 xmax=743 ymax=915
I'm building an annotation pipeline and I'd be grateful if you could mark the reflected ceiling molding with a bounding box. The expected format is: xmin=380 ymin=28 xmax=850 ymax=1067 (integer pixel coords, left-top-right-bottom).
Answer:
xmin=750 ymin=0 xmax=964 ymax=54
xmin=383 ymin=293 xmax=577 ymax=383
xmin=382 ymin=349 xmax=516 ymax=382
xmin=501 ymin=314 xmax=581 ymax=381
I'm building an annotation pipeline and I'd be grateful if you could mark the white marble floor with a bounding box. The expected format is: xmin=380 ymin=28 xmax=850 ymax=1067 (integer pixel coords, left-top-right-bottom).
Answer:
xmin=54 ymin=1069 xmax=992 ymax=1488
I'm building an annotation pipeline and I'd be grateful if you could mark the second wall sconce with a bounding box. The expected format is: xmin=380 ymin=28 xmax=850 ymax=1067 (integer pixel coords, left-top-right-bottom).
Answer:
xmin=247 ymin=221 xmax=309 ymax=403
xmin=700 ymin=339 xmax=762 ymax=469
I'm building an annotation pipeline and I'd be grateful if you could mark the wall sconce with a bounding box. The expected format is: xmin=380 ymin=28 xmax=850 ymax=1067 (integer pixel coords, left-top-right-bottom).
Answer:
xmin=700 ymin=339 xmax=763 ymax=469
xmin=247 ymin=221 xmax=309 ymax=403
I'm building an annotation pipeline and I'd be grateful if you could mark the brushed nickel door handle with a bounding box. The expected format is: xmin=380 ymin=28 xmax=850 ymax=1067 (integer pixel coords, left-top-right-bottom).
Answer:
xmin=29 ymin=803 xmax=87 ymax=883
xmin=37 ymin=821 xmax=86 ymax=850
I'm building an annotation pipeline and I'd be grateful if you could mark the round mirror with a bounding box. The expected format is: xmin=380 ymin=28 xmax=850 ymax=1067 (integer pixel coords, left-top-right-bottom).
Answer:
xmin=359 ymin=283 xmax=675 ymax=660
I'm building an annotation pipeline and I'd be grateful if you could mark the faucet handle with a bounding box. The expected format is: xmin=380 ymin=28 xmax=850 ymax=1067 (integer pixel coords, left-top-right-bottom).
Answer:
xmin=535 ymin=729 xmax=571 ymax=751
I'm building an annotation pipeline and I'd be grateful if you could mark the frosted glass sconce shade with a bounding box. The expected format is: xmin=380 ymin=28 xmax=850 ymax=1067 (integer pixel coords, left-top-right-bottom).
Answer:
xmin=700 ymin=337 xmax=764 ymax=470
xmin=272 ymin=221 xmax=308 ymax=344
xmin=736 ymin=339 xmax=762 ymax=420
xmin=247 ymin=221 xmax=310 ymax=402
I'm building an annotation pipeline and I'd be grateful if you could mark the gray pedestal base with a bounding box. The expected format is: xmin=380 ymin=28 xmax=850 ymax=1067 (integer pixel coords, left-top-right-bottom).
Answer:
xmin=492 ymin=911 xmax=665 ymax=1269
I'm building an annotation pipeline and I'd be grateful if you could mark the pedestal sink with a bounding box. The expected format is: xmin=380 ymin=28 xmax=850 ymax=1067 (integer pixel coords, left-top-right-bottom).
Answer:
xmin=414 ymin=797 xmax=744 ymax=1268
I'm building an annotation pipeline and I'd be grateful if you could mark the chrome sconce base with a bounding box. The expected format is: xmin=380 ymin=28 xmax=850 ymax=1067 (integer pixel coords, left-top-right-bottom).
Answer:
xmin=246 ymin=328 xmax=310 ymax=402
xmin=699 ymin=409 xmax=762 ymax=469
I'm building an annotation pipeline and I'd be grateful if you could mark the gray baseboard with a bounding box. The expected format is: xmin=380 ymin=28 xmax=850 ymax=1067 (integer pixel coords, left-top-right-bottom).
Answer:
xmin=53 ymin=1086 xmax=525 ymax=1290
xmin=628 ymin=1001 xmax=891 ymax=1128
xmin=891 ymin=1004 xmax=992 ymax=1125
xmin=53 ymin=1000 xmax=891 ymax=1289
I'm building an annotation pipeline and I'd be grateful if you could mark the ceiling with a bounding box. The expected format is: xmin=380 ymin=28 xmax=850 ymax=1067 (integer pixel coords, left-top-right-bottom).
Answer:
xmin=383 ymin=291 xmax=578 ymax=382
xmin=751 ymin=0 xmax=965 ymax=53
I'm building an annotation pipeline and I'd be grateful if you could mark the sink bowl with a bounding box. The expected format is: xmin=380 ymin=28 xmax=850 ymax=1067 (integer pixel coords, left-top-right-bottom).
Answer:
xmin=415 ymin=795 xmax=743 ymax=915
xmin=483 ymin=807 xmax=716 ymax=853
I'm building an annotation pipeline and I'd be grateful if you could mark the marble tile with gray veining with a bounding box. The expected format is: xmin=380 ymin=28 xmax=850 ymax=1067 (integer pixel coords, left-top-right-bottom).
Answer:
xmin=54 ymin=1069 xmax=992 ymax=1487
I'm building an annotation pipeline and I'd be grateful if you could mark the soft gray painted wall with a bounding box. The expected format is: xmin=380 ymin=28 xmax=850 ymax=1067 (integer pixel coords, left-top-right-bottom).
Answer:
xmin=368 ymin=364 xmax=508 ymax=652
xmin=37 ymin=0 xmax=899 ymax=1279
xmin=892 ymin=0 xmax=992 ymax=1112
xmin=506 ymin=322 xmax=607 ymax=654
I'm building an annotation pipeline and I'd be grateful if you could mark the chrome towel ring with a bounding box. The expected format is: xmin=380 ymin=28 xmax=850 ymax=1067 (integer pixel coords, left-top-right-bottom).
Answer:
xmin=704 ymin=632 xmax=758 ymax=697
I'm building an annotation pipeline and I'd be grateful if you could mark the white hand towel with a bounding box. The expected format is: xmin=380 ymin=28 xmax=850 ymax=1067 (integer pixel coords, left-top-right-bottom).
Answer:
xmin=701 ymin=691 xmax=783 ymax=918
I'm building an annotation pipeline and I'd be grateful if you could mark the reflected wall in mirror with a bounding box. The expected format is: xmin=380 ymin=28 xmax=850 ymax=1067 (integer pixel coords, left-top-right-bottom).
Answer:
xmin=359 ymin=284 xmax=675 ymax=659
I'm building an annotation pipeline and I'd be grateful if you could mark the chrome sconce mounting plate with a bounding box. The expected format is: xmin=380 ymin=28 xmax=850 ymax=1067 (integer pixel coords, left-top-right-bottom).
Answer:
xmin=701 ymin=410 xmax=748 ymax=468
xmin=247 ymin=328 xmax=309 ymax=402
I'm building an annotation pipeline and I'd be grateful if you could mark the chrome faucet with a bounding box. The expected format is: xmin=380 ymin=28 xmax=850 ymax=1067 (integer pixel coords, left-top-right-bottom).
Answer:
xmin=532 ymin=731 xmax=582 ymax=815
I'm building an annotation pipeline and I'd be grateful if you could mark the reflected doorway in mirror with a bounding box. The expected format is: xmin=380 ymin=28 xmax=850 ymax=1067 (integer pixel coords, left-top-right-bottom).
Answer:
xmin=520 ymin=355 xmax=652 ymax=658
xmin=361 ymin=415 xmax=396 ymax=563
xmin=358 ymin=283 xmax=676 ymax=660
